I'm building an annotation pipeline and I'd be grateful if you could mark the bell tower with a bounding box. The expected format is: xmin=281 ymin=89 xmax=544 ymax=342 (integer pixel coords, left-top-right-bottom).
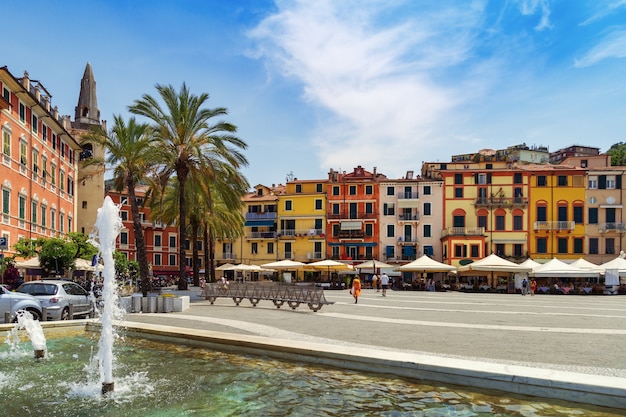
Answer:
xmin=71 ymin=62 xmax=106 ymax=236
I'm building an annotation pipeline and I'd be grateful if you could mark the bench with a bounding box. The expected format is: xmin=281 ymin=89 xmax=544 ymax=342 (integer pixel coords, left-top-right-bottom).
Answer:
xmin=202 ymin=282 xmax=334 ymax=312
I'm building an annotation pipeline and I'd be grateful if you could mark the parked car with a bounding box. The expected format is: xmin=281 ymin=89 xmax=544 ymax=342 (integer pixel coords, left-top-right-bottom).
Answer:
xmin=0 ymin=284 xmax=43 ymax=323
xmin=16 ymin=280 xmax=94 ymax=320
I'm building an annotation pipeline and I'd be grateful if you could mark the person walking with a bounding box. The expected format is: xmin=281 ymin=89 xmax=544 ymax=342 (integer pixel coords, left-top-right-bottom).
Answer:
xmin=350 ymin=276 xmax=362 ymax=304
xmin=380 ymin=272 xmax=390 ymax=297
xmin=372 ymin=274 xmax=379 ymax=292
xmin=530 ymin=278 xmax=537 ymax=296
xmin=521 ymin=278 xmax=528 ymax=296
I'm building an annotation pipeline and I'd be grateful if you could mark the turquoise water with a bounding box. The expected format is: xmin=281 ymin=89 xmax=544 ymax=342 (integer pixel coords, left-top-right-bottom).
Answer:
xmin=0 ymin=332 xmax=622 ymax=417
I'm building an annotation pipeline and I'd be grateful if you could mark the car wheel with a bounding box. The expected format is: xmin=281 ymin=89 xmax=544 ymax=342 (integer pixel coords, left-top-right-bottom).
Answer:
xmin=61 ymin=308 xmax=70 ymax=320
xmin=26 ymin=308 xmax=42 ymax=321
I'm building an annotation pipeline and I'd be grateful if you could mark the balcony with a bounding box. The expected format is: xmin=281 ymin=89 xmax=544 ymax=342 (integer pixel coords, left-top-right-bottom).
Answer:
xmin=218 ymin=252 xmax=237 ymax=260
xmin=397 ymin=191 xmax=419 ymax=199
xmin=533 ymin=221 xmax=575 ymax=231
xmin=599 ymin=223 xmax=626 ymax=233
xmin=327 ymin=211 xmax=378 ymax=220
xmin=248 ymin=231 xmax=277 ymax=239
xmin=245 ymin=212 xmax=277 ymax=220
xmin=397 ymin=236 xmax=419 ymax=244
xmin=306 ymin=251 xmax=324 ymax=260
xmin=398 ymin=213 xmax=420 ymax=221
xmin=336 ymin=230 xmax=365 ymax=239
xmin=441 ymin=227 xmax=485 ymax=238
xmin=474 ymin=197 xmax=528 ymax=208
xmin=279 ymin=229 xmax=326 ymax=238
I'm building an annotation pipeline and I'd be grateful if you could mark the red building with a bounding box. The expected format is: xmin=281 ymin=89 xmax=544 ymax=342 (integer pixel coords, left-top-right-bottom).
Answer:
xmin=326 ymin=166 xmax=386 ymax=261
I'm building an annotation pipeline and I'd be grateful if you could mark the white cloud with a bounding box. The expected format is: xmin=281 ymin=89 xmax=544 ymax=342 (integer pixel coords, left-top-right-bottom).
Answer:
xmin=580 ymin=0 xmax=626 ymax=26
xmin=517 ymin=0 xmax=553 ymax=31
xmin=248 ymin=0 xmax=490 ymax=177
xmin=575 ymin=29 xmax=626 ymax=67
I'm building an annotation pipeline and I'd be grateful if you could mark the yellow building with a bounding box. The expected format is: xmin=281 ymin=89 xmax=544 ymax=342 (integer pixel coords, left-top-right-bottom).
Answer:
xmin=277 ymin=179 xmax=327 ymax=262
xmin=524 ymin=165 xmax=587 ymax=261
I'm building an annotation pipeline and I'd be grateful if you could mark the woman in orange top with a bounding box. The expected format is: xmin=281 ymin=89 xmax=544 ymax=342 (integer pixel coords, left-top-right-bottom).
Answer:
xmin=351 ymin=277 xmax=362 ymax=304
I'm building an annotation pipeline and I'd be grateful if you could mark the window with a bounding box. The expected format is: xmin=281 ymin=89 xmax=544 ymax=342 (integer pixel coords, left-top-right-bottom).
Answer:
xmin=387 ymin=186 xmax=394 ymax=196
xmin=536 ymin=206 xmax=547 ymax=222
xmin=557 ymin=205 xmax=567 ymax=222
xmin=365 ymin=223 xmax=373 ymax=237
xmin=607 ymin=176 xmax=616 ymax=189
xmin=454 ymin=173 xmax=463 ymax=184
xmin=495 ymin=215 xmax=505 ymax=231
xmin=19 ymin=102 xmax=25 ymax=122
xmin=588 ymin=207 xmax=598 ymax=224
xmin=155 ymin=235 xmax=162 ymax=247
xmin=453 ymin=215 xmax=465 ymax=228
xmin=332 ymin=186 xmax=340 ymax=196
xmin=20 ymin=140 xmax=27 ymax=166
xmin=332 ymin=203 xmax=339 ymax=215
xmin=514 ymin=173 xmax=522 ymax=184
xmin=573 ymin=206 xmax=583 ymax=224
xmin=455 ymin=187 xmax=463 ymax=198
xmin=316 ymin=183 xmax=323 ymax=193
xmin=196 ymin=240 xmax=202 ymax=251
xmin=169 ymin=254 xmax=176 ymax=266
xmin=295 ymin=184 xmax=302 ymax=193
xmin=60 ymin=171 xmax=65 ymax=191
xmin=423 ymin=202 xmax=431 ymax=216
xmin=513 ymin=215 xmax=523 ymax=230
xmin=606 ymin=238 xmax=615 ymax=254
xmin=558 ymin=238 xmax=568 ymax=254
xmin=169 ymin=236 xmax=176 ymax=247
xmin=51 ymin=164 xmax=56 ymax=185
xmin=387 ymin=224 xmax=394 ymax=238
xmin=557 ymin=175 xmax=567 ymax=186
xmin=514 ymin=244 xmax=523 ymax=257
xmin=2 ymin=188 xmax=9 ymax=217
xmin=606 ymin=207 xmax=616 ymax=223
xmin=285 ymin=200 xmax=292 ymax=211
xmin=574 ymin=238 xmax=583 ymax=254
xmin=478 ymin=215 xmax=487 ymax=228
xmin=365 ymin=185 xmax=373 ymax=195
xmin=50 ymin=209 xmax=56 ymax=231
xmin=31 ymin=201 xmax=37 ymax=223
xmin=454 ymin=244 xmax=467 ymax=258
xmin=315 ymin=199 xmax=322 ymax=210
xmin=423 ymin=224 xmax=431 ymax=237
xmin=120 ymin=232 xmax=128 ymax=245
xmin=589 ymin=238 xmax=598 ymax=254
xmin=41 ymin=205 xmax=46 ymax=227
xmin=476 ymin=173 xmax=488 ymax=184
xmin=537 ymin=175 xmax=547 ymax=186
xmin=349 ymin=185 xmax=356 ymax=195
xmin=423 ymin=185 xmax=431 ymax=195
xmin=495 ymin=244 xmax=505 ymax=256
xmin=588 ymin=176 xmax=597 ymax=189
xmin=314 ymin=218 xmax=322 ymax=230
xmin=2 ymin=127 xmax=10 ymax=157
xmin=18 ymin=194 xmax=26 ymax=220
xmin=154 ymin=254 xmax=162 ymax=266
xmin=59 ymin=212 xmax=64 ymax=233
xmin=32 ymin=114 xmax=38 ymax=134
xmin=365 ymin=202 xmax=373 ymax=214
xmin=537 ymin=237 xmax=547 ymax=254
xmin=267 ymin=242 xmax=274 ymax=254
xmin=251 ymin=242 xmax=258 ymax=254
xmin=120 ymin=211 xmax=128 ymax=221
xmin=383 ymin=203 xmax=395 ymax=216
xmin=470 ymin=244 xmax=479 ymax=258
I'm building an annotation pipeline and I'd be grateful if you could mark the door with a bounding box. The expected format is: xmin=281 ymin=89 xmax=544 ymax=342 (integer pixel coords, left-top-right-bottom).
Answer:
xmin=64 ymin=282 xmax=91 ymax=317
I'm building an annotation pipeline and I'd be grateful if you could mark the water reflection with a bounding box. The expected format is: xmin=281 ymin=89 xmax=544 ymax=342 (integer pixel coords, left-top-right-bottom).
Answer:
xmin=0 ymin=332 xmax=621 ymax=417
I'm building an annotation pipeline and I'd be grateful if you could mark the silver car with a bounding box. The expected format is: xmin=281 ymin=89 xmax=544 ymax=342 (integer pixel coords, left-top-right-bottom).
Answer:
xmin=0 ymin=284 xmax=43 ymax=323
xmin=17 ymin=280 xmax=93 ymax=320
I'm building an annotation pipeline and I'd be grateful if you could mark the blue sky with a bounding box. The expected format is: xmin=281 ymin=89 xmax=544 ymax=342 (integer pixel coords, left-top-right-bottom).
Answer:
xmin=3 ymin=0 xmax=626 ymax=186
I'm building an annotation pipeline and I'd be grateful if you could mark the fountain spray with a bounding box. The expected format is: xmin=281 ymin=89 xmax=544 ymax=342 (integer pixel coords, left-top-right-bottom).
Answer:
xmin=91 ymin=196 xmax=122 ymax=395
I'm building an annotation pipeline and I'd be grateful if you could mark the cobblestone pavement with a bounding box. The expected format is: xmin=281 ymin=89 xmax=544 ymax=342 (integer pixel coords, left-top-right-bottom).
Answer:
xmin=124 ymin=289 xmax=626 ymax=378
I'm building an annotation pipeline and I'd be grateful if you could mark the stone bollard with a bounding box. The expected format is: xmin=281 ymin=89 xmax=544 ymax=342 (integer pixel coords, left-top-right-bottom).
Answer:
xmin=42 ymin=307 xmax=47 ymax=321
xmin=68 ymin=304 xmax=74 ymax=320
xmin=4 ymin=312 xmax=10 ymax=323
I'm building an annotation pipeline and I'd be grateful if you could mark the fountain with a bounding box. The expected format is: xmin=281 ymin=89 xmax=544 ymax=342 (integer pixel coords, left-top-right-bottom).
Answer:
xmin=90 ymin=196 xmax=123 ymax=394
xmin=5 ymin=310 xmax=47 ymax=359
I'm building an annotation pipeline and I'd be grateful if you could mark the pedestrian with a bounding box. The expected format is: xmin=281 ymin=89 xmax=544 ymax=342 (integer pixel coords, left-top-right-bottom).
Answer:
xmin=530 ymin=278 xmax=537 ymax=296
xmin=521 ymin=278 xmax=528 ymax=296
xmin=350 ymin=276 xmax=362 ymax=304
xmin=372 ymin=274 xmax=379 ymax=292
xmin=380 ymin=272 xmax=390 ymax=297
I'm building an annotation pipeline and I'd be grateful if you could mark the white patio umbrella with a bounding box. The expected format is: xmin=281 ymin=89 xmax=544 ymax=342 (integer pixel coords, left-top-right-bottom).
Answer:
xmin=355 ymin=260 xmax=394 ymax=269
xmin=458 ymin=253 xmax=532 ymax=273
xmin=599 ymin=256 xmax=626 ymax=277
xmin=215 ymin=263 xmax=237 ymax=271
xmin=395 ymin=255 xmax=456 ymax=273
xmin=305 ymin=259 xmax=351 ymax=280
xmin=261 ymin=260 xmax=306 ymax=270
xmin=531 ymin=258 xmax=599 ymax=278
xmin=569 ymin=258 xmax=604 ymax=274
xmin=15 ymin=257 xmax=41 ymax=268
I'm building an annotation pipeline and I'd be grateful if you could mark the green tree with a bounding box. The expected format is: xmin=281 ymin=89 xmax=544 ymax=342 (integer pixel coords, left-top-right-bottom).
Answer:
xmin=38 ymin=238 xmax=77 ymax=277
xmin=607 ymin=142 xmax=626 ymax=166
xmin=67 ymin=232 xmax=99 ymax=261
xmin=82 ymin=115 xmax=154 ymax=296
xmin=130 ymin=83 xmax=248 ymax=289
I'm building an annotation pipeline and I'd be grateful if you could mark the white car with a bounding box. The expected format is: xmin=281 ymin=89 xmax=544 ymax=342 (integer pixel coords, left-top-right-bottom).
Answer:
xmin=0 ymin=284 xmax=43 ymax=323
xmin=17 ymin=280 xmax=93 ymax=320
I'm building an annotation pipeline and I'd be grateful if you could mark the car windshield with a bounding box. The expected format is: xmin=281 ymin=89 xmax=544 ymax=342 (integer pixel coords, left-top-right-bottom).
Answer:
xmin=18 ymin=283 xmax=58 ymax=296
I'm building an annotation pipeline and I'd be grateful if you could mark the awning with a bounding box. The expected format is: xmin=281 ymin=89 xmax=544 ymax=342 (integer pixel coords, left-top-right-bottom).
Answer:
xmin=245 ymin=220 xmax=275 ymax=227
xmin=340 ymin=221 xmax=362 ymax=230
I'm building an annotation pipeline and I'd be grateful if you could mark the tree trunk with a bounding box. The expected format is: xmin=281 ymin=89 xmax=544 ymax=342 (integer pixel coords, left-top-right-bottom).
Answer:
xmin=177 ymin=172 xmax=188 ymax=290
xmin=208 ymin=228 xmax=216 ymax=283
xmin=190 ymin=218 xmax=200 ymax=287
xmin=127 ymin=176 xmax=151 ymax=296
xmin=203 ymin=224 xmax=211 ymax=282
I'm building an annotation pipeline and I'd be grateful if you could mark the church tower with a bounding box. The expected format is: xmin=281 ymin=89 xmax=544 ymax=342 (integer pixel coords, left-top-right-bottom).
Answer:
xmin=71 ymin=62 xmax=106 ymax=236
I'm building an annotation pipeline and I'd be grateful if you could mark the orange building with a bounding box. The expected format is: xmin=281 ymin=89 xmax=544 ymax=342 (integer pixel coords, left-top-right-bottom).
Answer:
xmin=326 ymin=166 xmax=386 ymax=261
xmin=1 ymin=67 xmax=81 ymax=254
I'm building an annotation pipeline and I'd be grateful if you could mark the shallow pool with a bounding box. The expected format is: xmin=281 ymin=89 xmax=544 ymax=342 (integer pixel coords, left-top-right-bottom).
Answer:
xmin=0 ymin=331 xmax=622 ymax=417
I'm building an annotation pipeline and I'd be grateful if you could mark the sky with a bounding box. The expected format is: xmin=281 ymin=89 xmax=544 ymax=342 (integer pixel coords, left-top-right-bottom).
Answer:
xmin=3 ymin=0 xmax=626 ymax=187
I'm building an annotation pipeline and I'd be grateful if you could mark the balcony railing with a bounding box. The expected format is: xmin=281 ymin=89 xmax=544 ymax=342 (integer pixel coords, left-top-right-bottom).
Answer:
xmin=533 ymin=221 xmax=575 ymax=231
xmin=397 ymin=192 xmax=419 ymax=199
xmin=474 ymin=197 xmax=528 ymax=207
xmin=279 ymin=229 xmax=326 ymax=238
xmin=327 ymin=211 xmax=378 ymax=220
xmin=246 ymin=212 xmax=277 ymax=220
xmin=218 ymin=252 xmax=237 ymax=260
xmin=336 ymin=230 xmax=365 ymax=239
xmin=398 ymin=213 xmax=420 ymax=221
xmin=599 ymin=223 xmax=626 ymax=232
xmin=398 ymin=236 xmax=419 ymax=243
xmin=307 ymin=251 xmax=324 ymax=260
xmin=248 ymin=231 xmax=277 ymax=239
xmin=441 ymin=227 xmax=485 ymax=238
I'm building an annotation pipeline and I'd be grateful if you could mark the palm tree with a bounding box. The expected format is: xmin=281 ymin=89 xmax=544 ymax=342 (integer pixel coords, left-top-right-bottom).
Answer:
xmin=129 ymin=83 xmax=248 ymax=289
xmin=81 ymin=115 xmax=154 ymax=296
